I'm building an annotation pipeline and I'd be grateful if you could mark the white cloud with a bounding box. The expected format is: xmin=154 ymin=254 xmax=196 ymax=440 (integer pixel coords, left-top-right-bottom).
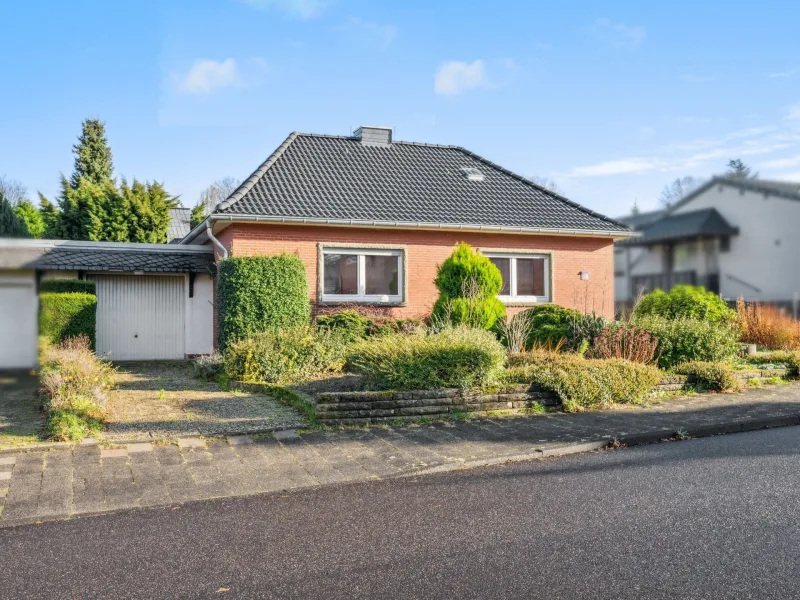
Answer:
xmin=762 ymin=155 xmax=800 ymax=169
xmin=238 ymin=0 xmax=326 ymax=19
xmin=787 ymin=103 xmax=800 ymax=120
xmin=176 ymin=59 xmax=239 ymax=94
xmin=434 ymin=60 xmax=488 ymax=96
xmin=587 ymin=18 xmax=645 ymax=49
xmin=343 ymin=17 xmax=397 ymax=47
xmin=569 ymin=158 xmax=665 ymax=177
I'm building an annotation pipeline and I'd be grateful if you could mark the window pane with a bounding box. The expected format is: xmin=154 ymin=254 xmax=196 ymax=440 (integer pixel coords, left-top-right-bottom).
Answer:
xmin=516 ymin=258 xmax=545 ymax=296
xmin=489 ymin=258 xmax=511 ymax=295
xmin=365 ymin=255 xmax=399 ymax=296
xmin=324 ymin=254 xmax=358 ymax=295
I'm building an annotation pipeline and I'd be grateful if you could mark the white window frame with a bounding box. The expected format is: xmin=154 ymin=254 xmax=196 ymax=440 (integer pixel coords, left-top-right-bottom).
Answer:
xmin=321 ymin=248 xmax=404 ymax=304
xmin=484 ymin=253 xmax=551 ymax=303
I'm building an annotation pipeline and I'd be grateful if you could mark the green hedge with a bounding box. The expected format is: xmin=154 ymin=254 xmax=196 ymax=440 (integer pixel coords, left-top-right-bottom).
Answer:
xmin=634 ymin=315 xmax=740 ymax=369
xmin=217 ymin=254 xmax=311 ymax=351
xmin=634 ymin=285 xmax=734 ymax=324
xmin=39 ymin=293 xmax=97 ymax=348
xmin=520 ymin=305 xmax=583 ymax=349
xmin=39 ymin=279 xmax=96 ymax=295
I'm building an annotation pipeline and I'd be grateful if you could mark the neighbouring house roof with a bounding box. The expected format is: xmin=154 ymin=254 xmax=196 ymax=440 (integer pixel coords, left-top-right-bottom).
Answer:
xmin=0 ymin=240 xmax=215 ymax=274
xmin=167 ymin=207 xmax=191 ymax=243
xmin=625 ymin=208 xmax=739 ymax=246
xmin=616 ymin=209 xmax=666 ymax=230
xmin=668 ymin=176 xmax=800 ymax=212
xmin=185 ymin=131 xmax=633 ymax=240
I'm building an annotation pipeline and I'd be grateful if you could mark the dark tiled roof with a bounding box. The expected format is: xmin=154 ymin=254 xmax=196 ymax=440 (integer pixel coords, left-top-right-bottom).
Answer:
xmin=0 ymin=243 xmax=214 ymax=274
xmin=168 ymin=207 xmax=191 ymax=242
xmin=214 ymin=133 xmax=630 ymax=234
xmin=616 ymin=209 xmax=666 ymax=230
xmin=627 ymin=208 xmax=739 ymax=246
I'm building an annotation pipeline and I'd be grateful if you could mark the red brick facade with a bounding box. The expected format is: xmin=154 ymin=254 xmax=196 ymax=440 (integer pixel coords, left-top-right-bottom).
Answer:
xmin=213 ymin=223 xmax=616 ymax=323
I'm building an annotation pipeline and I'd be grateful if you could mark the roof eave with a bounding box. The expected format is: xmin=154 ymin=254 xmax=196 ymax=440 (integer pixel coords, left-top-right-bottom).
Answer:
xmin=197 ymin=213 xmax=638 ymax=239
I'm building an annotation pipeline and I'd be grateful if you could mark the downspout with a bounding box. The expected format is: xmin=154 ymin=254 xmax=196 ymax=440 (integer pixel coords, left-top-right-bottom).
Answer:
xmin=206 ymin=219 xmax=228 ymax=260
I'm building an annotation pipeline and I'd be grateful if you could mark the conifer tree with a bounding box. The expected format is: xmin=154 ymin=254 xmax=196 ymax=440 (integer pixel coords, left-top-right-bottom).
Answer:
xmin=70 ymin=118 xmax=114 ymax=188
xmin=38 ymin=193 xmax=61 ymax=239
xmin=0 ymin=192 xmax=27 ymax=237
xmin=14 ymin=199 xmax=45 ymax=238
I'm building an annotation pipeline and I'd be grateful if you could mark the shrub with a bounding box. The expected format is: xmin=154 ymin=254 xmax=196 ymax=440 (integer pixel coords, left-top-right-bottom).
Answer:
xmin=347 ymin=326 xmax=506 ymax=390
xmin=634 ymin=315 xmax=740 ymax=369
xmin=521 ymin=304 xmax=583 ymax=349
xmin=39 ymin=292 xmax=97 ymax=348
xmin=506 ymin=351 xmax=661 ymax=412
xmin=673 ymin=361 xmax=741 ymax=392
xmin=431 ymin=243 xmax=505 ymax=330
xmin=39 ymin=335 xmax=116 ymax=441
xmin=39 ymin=279 xmax=96 ymax=295
xmin=316 ymin=309 xmax=426 ymax=343
xmin=495 ymin=310 xmax=534 ymax=354
xmin=588 ymin=323 xmax=660 ymax=364
xmin=737 ymin=300 xmax=800 ymax=351
xmin=567 ymin=313 xmax=608 ymax=351
xmin=224 ymin=326 xmax=346 ymax=384
xmin=744 ymin=351 xmax=800 ymax=379
xmin=192 ymin=353 xmax=225 ymax=380
xmin=634 ymin=285 xmax=734 ymax=324
xmin=218 ymin=254 xmax=311 ymax=351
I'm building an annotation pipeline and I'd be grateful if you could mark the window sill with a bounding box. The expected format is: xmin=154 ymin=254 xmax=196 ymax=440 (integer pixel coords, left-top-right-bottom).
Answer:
xmin=498 ymin=299 xmax=553 ymax=307
xmin=319 ymin=299 xmax=406 ymax=307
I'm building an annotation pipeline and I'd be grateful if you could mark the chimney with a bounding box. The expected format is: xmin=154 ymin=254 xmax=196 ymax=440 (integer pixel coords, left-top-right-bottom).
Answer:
xmin=353 ymin=125 xmax=392 ymax=146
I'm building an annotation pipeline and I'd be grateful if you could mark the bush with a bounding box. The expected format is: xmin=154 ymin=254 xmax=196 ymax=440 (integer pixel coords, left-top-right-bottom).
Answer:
xmin=588 ymin=323 xmax=660 ymax=364
xmin=347 ymin=326 xmax=506 ymax=390
xmin=39 ymin=279 xmax=96 ymax=295
xmin=39 ymin=335 xmax=115 ymax=441
xmin=634 ymin=285 xmax=734 ymax=324
xmin=567 ymin=313 xmax=608 ymax=351
xmin=634 ymin=315 xmax=740 ymax=369
xmin=39 ymin=292 xmax=97 ymax=348
xmin=495 ymin=310 xmax=534 ymax=354
xmin=506 ymin=351 xmax=661 ymax=412
xmin=224 ymin=326 xmax=346 ymax=384
xmin=737 ymin=300 xmax=800 ymax=351
xmin=218 ymin=254 xmax=311 ymax=351
xmin=521 ymin=305 xmax=583 ymax=349
xmin=673 ymin=361 xmax=741 ymax=392
xmin=431 ymin=243 xmax=505 ymax=330
xmin=316 ymin=309 xmax=426 ymax=343
xmin=192 ymin=353 xmax=225 ymax=380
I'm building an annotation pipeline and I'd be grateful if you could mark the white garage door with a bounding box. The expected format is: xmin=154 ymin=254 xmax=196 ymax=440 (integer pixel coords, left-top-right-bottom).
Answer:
xmin=0 ymin=276 xmax=38 ymax=369
xmin=93 ymin=275 xmax=185 ymax=361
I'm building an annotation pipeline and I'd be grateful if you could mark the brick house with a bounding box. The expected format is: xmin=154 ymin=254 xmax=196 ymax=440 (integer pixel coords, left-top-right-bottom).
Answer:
xmin=179 ymin=126 xmax=634 ymax=342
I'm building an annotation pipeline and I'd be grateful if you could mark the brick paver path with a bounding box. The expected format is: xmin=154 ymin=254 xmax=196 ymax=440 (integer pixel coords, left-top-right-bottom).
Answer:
xmin=3 ymin=383 xmax=800 ymax=528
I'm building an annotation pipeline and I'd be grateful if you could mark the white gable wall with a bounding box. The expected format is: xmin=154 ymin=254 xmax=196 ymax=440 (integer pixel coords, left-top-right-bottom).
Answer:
xmin=671 ymin=183 xmax=800 ymax=302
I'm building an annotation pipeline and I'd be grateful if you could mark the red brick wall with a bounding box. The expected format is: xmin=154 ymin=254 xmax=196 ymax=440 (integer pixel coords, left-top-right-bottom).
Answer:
xmin=222 ymin=223 xmax=616 ymax=320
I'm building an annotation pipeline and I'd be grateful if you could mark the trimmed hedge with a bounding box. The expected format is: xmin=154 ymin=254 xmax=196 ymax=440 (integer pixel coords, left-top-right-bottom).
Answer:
xmin=39 ymin=292 xmax=97 ymax=348
xmin=673 ymin=361 xmax=741 ymax=392
xmin=634 ymin=315 xmax=740 ymax=369
xmin=634 ymin=285 xmax=734 ymax=324
xmin=39 ymin=279 xmax=96 ymax=295
xmin=218 ymin=254 xmax=311 ymax=351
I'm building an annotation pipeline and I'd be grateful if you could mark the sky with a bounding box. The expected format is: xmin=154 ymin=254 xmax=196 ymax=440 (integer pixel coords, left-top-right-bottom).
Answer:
xmin=2 ymin=0 xmax=799 ymax=219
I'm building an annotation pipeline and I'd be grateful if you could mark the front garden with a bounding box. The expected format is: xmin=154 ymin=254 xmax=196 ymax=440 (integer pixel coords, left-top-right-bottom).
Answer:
xmin=200 ymin=243 xmax=800 ymax=425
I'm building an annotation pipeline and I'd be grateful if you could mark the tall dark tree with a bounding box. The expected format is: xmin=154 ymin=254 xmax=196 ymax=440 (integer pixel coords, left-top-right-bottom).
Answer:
xmin=726 ymin=159 xmax=757 ymax=179
xmin=0 ymin=191 xmax=27 ymax=237
xmin=70 ymin=118 xmax=114 ymax=188
xmin=38 ymin=193 xmax=61 ymax=239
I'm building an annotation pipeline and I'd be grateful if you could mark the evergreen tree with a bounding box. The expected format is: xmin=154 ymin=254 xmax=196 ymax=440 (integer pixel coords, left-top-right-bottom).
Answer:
xmin=38 ymin=193 xmax=61 ymax=239
xmin=14 ymin=199 xmax=46 ymax=238
xmin=121 ymin=179 xmax=176 ymax=243
xmin=70 ymin=118 xmax=114 ymax=188
xmin=190 ymin=201 xmax=207 ymax=229
xmin=60 ymin=179 xmax=113 ymax=241
xmin=0 ymin=192 xmax=27 ymax=237
xmin=726 ymin=159 xmax=757 ymax=179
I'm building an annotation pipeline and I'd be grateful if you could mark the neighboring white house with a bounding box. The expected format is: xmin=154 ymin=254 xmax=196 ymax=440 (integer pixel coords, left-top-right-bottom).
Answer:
xmin=0 ymin=239 xmax=215 ymax=369
xmin=615 ymin=177 xmax=800 ymax=310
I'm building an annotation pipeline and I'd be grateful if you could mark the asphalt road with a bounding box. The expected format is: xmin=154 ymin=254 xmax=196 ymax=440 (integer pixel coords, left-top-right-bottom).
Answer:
xmin=3 ymin=428 xmax=800 ymax=600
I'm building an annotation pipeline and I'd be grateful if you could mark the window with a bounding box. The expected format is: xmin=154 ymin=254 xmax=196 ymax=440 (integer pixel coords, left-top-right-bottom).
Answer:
xmin=485 ymin=253 xmax=550 ymax=302
xmin=321 ymin=248 xmax=403 ymax=303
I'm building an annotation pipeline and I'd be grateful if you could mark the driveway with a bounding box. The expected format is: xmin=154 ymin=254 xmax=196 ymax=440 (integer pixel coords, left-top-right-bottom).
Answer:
xmin=0 ymin=372 xmax=43 ymax=450
xmin=105 ymin=362 xmax=305 ymax=441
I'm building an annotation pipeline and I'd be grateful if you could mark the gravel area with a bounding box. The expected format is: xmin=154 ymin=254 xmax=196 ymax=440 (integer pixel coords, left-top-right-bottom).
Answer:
xmin=0 ymin=373 xmax=43 ymax=449
xmin=104 ymin=362 xmax=305 ymax=441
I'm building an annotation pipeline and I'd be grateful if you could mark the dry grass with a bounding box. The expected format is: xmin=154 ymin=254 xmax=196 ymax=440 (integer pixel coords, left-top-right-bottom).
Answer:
xmin=588 ymin=325 xmax=661 ymax=364
xmin=737 ymin=300 xmax=800 ymax=351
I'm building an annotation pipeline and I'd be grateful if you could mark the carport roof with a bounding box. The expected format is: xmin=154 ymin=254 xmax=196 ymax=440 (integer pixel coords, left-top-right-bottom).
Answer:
xmin=0 ymin=240 xmax=215 ymax=274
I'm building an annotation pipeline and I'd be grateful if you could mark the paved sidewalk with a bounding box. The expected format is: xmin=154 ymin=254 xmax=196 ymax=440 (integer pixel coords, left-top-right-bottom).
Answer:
xmin=3 ymin=383 xmax=800 ymax=528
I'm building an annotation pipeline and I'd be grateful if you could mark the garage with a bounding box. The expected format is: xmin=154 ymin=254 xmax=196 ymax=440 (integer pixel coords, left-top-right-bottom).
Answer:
xmin=93 ymin=274 xmax=187 ymax=361
xmin=0 ymin=274 xmax=38 ymax=369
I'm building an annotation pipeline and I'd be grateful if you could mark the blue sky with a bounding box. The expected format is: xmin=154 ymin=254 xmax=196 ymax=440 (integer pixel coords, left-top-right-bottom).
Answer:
xmin=2 ymin=0 xmax=799 ymax=218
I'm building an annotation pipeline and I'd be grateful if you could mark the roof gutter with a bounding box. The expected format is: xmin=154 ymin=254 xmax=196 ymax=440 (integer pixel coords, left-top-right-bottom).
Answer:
xmin=181 ymin=214 xmax=639 ymax=245
xmin=206 ymin=219 xmax=228 ymax=260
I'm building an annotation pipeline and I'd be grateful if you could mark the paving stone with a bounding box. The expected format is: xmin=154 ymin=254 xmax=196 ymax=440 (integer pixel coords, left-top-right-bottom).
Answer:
xmin=227 ymin=435 xmax=254 ymax=446
xmin=129 ymin=452 xmax=171 ymax=507
xmin=100 ymin=448 xmax=127 ymax=459
xmin=153 ymin=445 xmax=198 ymax=504
xmin=178 ymin=437 xmax=205 ymax=448
xmin=127 ymin=443 xmax=154 ymax=453
xmin=0 ymin=456 xmax=17 ymax=466
xmin=81 ymin=438 xmax=98 ymax=445
xmin=0 ymin=472 xmax=11 ymax=481
xmin=274 ymin=429 xmax=299 ymax=441
xmin=277 ymin=437 xmax=343 ymax=486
